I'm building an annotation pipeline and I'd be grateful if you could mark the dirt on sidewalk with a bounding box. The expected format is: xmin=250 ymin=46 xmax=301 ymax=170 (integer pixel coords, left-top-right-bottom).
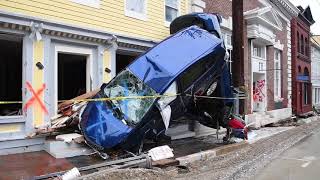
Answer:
xmin=79 ymin=117 xmax=320 ymax=180
xmin=174 ymin=117 xmax=320 ymax=180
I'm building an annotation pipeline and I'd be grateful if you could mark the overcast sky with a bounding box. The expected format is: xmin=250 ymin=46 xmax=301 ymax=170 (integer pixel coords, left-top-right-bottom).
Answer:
xmin=290 ymin=0 xmax=320 ymax=35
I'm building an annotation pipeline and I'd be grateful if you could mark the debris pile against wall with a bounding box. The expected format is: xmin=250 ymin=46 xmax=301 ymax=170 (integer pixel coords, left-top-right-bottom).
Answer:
xmin=28 ymin=90 xmax=99 ymax=138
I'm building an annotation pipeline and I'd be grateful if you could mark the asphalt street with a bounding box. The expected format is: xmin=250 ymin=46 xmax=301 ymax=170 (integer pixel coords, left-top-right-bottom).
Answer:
xmin=255 ymin=129 xmax=320 ymax=180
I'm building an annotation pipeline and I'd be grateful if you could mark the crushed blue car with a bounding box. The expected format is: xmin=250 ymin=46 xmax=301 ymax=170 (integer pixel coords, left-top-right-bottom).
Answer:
xmin=79 ymin=13 xmax=243 ymax=154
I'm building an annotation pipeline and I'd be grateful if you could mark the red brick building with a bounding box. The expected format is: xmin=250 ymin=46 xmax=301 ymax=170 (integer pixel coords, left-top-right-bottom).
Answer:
xmin=204 ymin=0 xmax=299 ymax=127
xmin=291 ymin=6 xmax=315 ymax=115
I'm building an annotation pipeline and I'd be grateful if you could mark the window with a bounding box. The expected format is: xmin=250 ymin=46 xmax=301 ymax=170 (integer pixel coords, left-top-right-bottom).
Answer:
xmin=305 ymin=37 xmax=308 ymax=57
xmin=226 ymin=34 xmax=232 ymax=47
xmin=314 ymin=88 xmax=320 ymax=105
xmin=304 ymin=83 xmax=309 ymax=105
xmin=297 ymin=32 xmax=300 ymax=53
xmin=300 ymin=34 xmax=304 ymax=55
xmin=0 ymin=35 xmax=23 ymax=116
xmin=71 ymin=0 xmax=100 ymax=8
xmin=165 ymin=0 xmax=179 ymax=23
xmin=222 ymin=32 xmax=232 ymax=48
xmin=227 ymin=49 xmax=232 ymax=74
xmin=179 ymin=53 xmax=218 ymax=91
xmin=259 ymin=62 xmax=264 ymax=71
xmin=318 ymin=88 xmax=320 ymax=104
xmin=274 ymin=50 xmax=281 ymax=99
xmin=253 ymin=43 xmax=266 ymax=59
xmin=125 ymin=0 xmax=147 ymax=20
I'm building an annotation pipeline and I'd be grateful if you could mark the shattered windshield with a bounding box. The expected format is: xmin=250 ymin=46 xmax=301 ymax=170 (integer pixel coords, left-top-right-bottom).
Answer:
xmin=103 ymin=69 xmax=157 ymax=125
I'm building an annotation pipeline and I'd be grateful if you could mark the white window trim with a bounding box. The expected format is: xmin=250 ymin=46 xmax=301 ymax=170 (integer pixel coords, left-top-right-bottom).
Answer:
xmin=125 ymin=0 xmax=148 ymax=21
xmin=53 ymin=44 xmax=93 ymax=114
xmin=164 ymin=0 xmax=180 ymax=27
xmin=274 ymin=50 xmax=281 ymax=100
xmin=71 ymin=0 xmax=100 ymax=8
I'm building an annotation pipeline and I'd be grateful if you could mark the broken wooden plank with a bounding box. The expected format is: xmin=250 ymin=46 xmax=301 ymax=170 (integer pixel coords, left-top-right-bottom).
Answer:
xmin=58 ymin=89 xmax=99 ymax=110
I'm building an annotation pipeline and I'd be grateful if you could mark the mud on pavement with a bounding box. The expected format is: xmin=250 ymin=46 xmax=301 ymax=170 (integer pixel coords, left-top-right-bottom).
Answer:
xmin=79 ymin=117 xmax=320 ymax=180
xmin=174 ymin=117 xmax=320 ymax=180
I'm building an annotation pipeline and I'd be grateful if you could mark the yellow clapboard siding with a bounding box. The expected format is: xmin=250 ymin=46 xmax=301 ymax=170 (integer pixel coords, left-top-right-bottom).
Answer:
xmin=103 ymin=50 xmax=112 ymax=83
xmin=0 ymin=124 xmax=22 ymax=133
xmin=33 ymin=40 xmax=44 ymax=127
xmin=0 ymin=0 xmax=188 ymax=41
xmin=0 ymin=1 xmax=166 ymax=35
xmin=0 ymin=3 xmax=168 ymax=40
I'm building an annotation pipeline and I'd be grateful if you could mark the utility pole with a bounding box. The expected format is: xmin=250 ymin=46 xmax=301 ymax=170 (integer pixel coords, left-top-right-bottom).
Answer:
xmin=232 ymin=0 xmax=245 ymax=114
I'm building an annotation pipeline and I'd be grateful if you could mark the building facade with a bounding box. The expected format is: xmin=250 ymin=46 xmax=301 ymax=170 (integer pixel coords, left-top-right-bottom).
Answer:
xmin=291 ymin=6 xmax=315 ymax=116
xmin=0 ymin=0 xmax=205 ymax=154
xmin=204 ymin=0 xmax=299 ymax=128
xmin=311 ymin=36 xmax=320 ymax=108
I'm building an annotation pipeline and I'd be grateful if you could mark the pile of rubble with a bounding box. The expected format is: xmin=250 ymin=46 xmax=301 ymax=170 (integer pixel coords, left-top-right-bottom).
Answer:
xmin=28 ymin=89 xmax=99 ymax=138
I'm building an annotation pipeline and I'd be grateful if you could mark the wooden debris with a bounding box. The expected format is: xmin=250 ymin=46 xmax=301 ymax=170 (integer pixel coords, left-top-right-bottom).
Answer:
xmin=30 ymin=89 xmax=99 ymax=138
xmin=58 ymin=89 xmax=99 ymax=110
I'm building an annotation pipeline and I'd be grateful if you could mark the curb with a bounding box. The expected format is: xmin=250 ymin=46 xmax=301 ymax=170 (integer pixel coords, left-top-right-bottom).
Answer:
xmin=176 ymin=141 xmax=248 ymax=166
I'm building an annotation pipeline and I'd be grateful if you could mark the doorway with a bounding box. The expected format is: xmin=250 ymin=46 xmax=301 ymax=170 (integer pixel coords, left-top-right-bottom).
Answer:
xmin=252 ymin=72 xmax=266 ymax=112
xmin=58 ymin=53 xmax=87 ymax=101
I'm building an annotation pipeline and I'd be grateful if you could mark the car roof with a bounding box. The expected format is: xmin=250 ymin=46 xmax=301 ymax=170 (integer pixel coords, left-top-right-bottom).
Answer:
xmin=128 ymin=25 xmax=224 ymax=93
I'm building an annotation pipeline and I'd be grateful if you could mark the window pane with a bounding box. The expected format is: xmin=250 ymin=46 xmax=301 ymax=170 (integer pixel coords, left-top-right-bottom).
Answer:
xmin=166 ymin=6 xmax=178 ymax=22
xmin=304 ymin=83 xmax=308 ymax=104
xmin=126 ymin=0 xmax=145 ymax=13
xmin=166 ymin=0 xmax=178 ymax=8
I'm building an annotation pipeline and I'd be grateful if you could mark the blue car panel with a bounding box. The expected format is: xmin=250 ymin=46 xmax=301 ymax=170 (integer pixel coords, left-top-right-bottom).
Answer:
xmin=129 ymin=26 xmax=224 ymax=93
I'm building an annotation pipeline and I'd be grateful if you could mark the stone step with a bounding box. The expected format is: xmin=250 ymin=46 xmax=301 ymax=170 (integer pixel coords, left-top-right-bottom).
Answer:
xmin=44 ymin=140 xmax=94 ymax=158
xmin=166 ymin=130 xmax=196 ymax=140
xmin=166 ymin=124 xmax=190 ymax=135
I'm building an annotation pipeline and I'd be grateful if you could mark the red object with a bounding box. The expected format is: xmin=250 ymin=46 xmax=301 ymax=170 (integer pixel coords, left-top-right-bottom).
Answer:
xmin=228 ymin=118 xmax=245 ymax=129
xmin=23 ymin=82 xmax=48 ymax=114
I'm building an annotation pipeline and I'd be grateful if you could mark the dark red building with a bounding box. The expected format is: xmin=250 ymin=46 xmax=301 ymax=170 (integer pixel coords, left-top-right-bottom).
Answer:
xmin=291 ymin=6 xmax=315 ymax=115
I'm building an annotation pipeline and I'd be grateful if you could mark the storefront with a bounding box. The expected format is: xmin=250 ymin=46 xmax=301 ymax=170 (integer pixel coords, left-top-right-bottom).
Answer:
xmin=0 ymin=12 xmax=154 ymax=154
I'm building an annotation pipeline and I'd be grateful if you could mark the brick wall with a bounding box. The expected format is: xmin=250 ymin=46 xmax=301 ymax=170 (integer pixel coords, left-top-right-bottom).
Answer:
xmin=267 ymin=46 xmax=275 ymax=111
xmin=204 ymin=0 xmax=264 ymax=18
xmin=291 ymin=17 xmax=313 ymax=114
xmin=204 ymin=0 xmax=292 ymax=114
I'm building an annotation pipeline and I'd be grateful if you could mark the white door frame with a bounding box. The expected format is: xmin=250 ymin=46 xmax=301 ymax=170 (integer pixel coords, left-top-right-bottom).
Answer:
xmin=53 ymin=44 xmax=93 ymax=114
xmin=251 ymin=41 xmax=268 ymax=113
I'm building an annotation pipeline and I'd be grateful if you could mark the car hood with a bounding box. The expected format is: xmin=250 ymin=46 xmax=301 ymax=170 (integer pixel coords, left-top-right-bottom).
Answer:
xmin=80 ymin=100 xmax=132 ymax=150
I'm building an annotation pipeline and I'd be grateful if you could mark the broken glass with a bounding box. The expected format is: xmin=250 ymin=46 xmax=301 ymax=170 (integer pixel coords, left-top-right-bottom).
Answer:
xmin=103 ymin=69 xmax=157 ymax=125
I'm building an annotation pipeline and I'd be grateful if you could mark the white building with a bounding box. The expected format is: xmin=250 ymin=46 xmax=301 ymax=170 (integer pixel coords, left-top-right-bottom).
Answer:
xmin=311 ymin=36 xmax=320 ymax=108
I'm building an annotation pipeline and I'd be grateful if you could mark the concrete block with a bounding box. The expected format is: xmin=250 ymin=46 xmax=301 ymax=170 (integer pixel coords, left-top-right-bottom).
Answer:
xmin=194 ymin=122 xmax=226 ymax=138
xmin=44 ymin=140 xmax=94 ymax=158
xmin=0 ymin=144 xmax=43 ymax=155
xmin=166 ymin=124 xmax=189 ymax=134
xmin=167 ymin=131 xmax=196 ymax=140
